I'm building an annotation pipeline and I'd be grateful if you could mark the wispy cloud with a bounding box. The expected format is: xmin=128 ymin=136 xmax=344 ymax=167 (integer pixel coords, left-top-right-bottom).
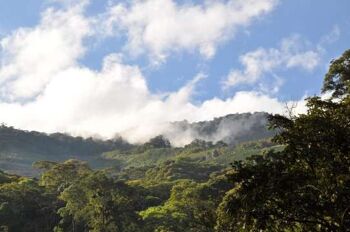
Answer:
xmin=317 ymin=25 xmax=341 ymax=52
xmin=102 ymin=0 xmax=279 ymax=64
xmin=223 ymin=35 xmax=321 ymax=89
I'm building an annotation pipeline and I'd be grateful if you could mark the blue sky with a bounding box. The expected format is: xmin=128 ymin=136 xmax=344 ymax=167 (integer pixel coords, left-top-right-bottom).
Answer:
xmin=0 ymin=0 xmax=349 ymax=143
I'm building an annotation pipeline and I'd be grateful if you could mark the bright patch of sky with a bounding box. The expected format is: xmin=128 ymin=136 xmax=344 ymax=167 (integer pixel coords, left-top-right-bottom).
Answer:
xmin=0 ymin=0 xmax=349 ymax=143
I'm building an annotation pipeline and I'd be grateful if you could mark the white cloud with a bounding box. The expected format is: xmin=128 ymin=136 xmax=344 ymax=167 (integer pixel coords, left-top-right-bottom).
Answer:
xmin=102 ymin=0 xmax=278 ymax=63
xmin=0 ymin=4 xmax=90 ymax=100
xmin=0 ymin=70 xmax=306 ymax=146
xmin=223 ymin=36 xmax=321 ymax=88
xmin=0 ymin=0 xmax=308 ymax=146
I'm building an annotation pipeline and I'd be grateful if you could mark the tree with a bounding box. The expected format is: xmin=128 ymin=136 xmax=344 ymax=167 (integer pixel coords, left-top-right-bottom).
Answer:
xmin=323 ymin=49 xmax=350 ymax=99
xmin=140 ymin=180 xmax=217 ymax=232
xmin=144 ymin=135 xmax=172 ymax=149
xmin=0 ymin=177 xmax=59 ymax=231
xmin=57 ymin=171 xmax=142 ymax=232
xmin=34 ymin=159 xmax=92 ymax=193
xmin=217 ymin=50 xmax=350 ymax=231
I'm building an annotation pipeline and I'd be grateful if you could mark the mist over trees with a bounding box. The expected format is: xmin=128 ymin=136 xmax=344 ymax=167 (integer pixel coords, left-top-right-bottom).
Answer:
xmin=0 ymin=112 xmax=273 ymax=176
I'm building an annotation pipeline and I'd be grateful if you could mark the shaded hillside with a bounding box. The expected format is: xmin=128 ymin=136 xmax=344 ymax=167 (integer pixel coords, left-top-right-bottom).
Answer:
xmin=0 ymin=125 xmax=131 ymax=175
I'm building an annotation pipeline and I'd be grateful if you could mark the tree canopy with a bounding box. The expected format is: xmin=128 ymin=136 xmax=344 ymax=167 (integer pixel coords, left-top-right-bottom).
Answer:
xmin=217 ymin=49 xmax=350 ymax=231
xmin=323 ymin=49 xmax=350 ymax=99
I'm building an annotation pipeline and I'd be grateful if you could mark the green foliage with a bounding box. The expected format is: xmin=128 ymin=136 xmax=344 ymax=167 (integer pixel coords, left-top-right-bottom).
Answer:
xmin=0 ymin=170 xmax=18 ymax=184
xmin=139 ymin=170 xmax=234 ymax=232
xmin=0 ymin=176 xmax=59 ymax=231
xmin=0 ymin=156 xmax=236 ymax=231
xmin=323 ymin=49 xmax=350 ymax=98
xmin=103 ymin=147 xmax=178 ymax=169
xmin=102 ymin=138 xmax=274 ymax=174
xmin=144 ymin=158 xmax=222 ymax=183
xmin=57 ymin=171 xmax=142 ymax=232
xmin=0 ymin=125 xmax=131 ymax=175
xmin=143 ymin=135 xmax=172 ymax=150
xmin=34 ymin=159 xmax=92 ymax=193
xmin=217 ymin=51 xmax=350 ymax=231
xmin=141 ymin=180 xmax=215 ymax=232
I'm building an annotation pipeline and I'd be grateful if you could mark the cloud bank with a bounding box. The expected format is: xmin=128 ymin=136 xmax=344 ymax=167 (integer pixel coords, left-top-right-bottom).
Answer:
xmin=103 ymin=0 xmax=278 ymax=63
xmin=0 ymin=0 xmax=308 ymax=146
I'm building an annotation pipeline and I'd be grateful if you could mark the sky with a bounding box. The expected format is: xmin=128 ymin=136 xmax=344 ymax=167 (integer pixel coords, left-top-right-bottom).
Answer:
xmin=0 ymin=0 xmax=349 ymax=144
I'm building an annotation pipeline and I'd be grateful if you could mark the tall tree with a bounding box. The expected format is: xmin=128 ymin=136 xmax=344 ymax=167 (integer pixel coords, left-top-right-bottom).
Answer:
xmin=0 ymin=177 xmax=59 ymax=231
xmin=57 ymin=171 xmax=142 ymax=232
xmin=217 ymin=50 xmax=350 ymax=231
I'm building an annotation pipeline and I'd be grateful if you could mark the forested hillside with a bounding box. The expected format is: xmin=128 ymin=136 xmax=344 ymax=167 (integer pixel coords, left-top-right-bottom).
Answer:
xmin=0 ymin=126 xmax=131 ymax=175
xmin=0 ymin=112 xmax=273 ymax=176
xmin=0 ymin=50 xmax=349 ymax=231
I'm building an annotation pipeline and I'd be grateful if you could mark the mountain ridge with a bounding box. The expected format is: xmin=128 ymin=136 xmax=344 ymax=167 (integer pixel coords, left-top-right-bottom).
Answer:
xmin=0 ymin=112 xmax=274 ymax=175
